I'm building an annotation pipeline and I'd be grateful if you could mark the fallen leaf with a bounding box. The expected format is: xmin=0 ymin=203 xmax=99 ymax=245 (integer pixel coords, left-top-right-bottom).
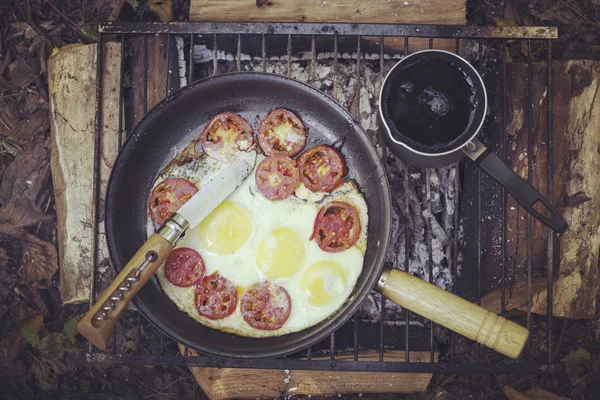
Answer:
xmin=9 ymin=22 xmax=38 ymax=40
xmin=0 ymin=247 xmax=8 ymax=266
xmin=530 ymin=4 xmax=580 ymax=26
xmin=503 ymin=386 xmax=529 ymax=400
xmin=3 ymin=105 xmax=49 ymax=144
xmin=0 ymin=223 xmax=58 ymax=289
xmin=0 ymin=314 xmax=43 ymax=364
xmin=0 ymin=100 xmax=21 ymax=134
xmin=492 ymin=17 xmax=517 ymax=27
xmin=563 ymin=191 xmax=591 ymax=208
xmin=523 ymin=385 xmax=569 ymax=400
xmin=8 ymin=59 xmax=37 ymax=90
xmin=19 ymin=234 xmax=58 ymax=289
xmin=62 ymin=317 xmax=78 ymax=345
xmin=0 ymin=141 xmax=50 ymax=205
xmin=31 ymin=332 xmax=76 ymax=392
xmin=503 ymin=385 xmax=568 ymax=400
xmin=0 ymin=198 xmax=53 ymax=227
xmin=562 ymin=347 xmax=591 ymax=382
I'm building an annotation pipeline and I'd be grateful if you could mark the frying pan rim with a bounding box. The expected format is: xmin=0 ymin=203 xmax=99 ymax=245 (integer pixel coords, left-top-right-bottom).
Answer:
xmin=105 ymin=71 xmax=392 ymax=359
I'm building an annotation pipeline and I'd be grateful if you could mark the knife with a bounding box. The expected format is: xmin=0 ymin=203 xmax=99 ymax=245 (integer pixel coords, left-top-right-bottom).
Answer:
xmin=77 ymin=151 xmax=257 ymax=350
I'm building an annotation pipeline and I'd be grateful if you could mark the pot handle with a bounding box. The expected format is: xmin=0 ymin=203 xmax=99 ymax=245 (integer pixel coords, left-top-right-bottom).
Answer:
xmin=377 ymin=267 xmax=529 ymax=359
xmin=77 ymin=215 xmax=188 ymax=350
xmin=462 ymin=139 xmax=568 ymax=233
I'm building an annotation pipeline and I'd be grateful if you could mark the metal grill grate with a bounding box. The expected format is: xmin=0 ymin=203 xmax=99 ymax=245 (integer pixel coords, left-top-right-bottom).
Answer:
xmin=85 ymin=21 xmax=559 ymax=374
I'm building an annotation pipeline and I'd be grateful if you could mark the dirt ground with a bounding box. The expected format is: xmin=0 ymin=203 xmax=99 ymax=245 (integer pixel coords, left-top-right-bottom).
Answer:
xmin=1 ymin=0 xmax=599 ymax=399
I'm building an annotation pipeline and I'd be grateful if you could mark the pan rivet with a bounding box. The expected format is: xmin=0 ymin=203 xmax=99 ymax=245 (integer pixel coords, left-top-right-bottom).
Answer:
xmin=466 ymin=141 xmax=477 ymax=151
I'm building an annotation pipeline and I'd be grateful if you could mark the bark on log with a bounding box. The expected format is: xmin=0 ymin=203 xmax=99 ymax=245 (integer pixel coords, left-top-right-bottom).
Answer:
xmin=49 ymin=43 xmax=121 ymax=304
xmin=180 ymin=345 xmax=436 ymax=399
xmin=466 ymin=60 xmax=600 ymax=319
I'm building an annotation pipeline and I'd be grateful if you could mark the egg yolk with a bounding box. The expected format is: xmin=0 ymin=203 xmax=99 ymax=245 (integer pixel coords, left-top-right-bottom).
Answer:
xmin=198 ymin=201 xmax=252 ymax=255
xmin=256 ymin=228 xmax=304 ymax=279
xmin=301 ymin=261 xmax=347 ymax=306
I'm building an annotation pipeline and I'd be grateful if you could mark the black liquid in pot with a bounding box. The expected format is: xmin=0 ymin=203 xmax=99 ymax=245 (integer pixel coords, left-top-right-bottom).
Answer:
xmin=385 ymin=59 xmax=478 ymax=149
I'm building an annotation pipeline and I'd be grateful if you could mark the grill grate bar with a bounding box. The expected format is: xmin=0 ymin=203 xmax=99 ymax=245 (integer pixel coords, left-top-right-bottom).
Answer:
xmin=546 ymin=39 xmax=554 ymax=363
xmin=286 ymin=34 xmax=292 ymax=79
xmin=332 ymin=34 xmax=339 ymax=100
xmin=90 ymin=34 xmax=103 ymax=355
xmin=354 ymin=315 xmax=359 ymax=361
xmin=403 ymin=35 xmax=411 ymax=365
xmin=330 ymin=333 xmax=335 ymax=361
xmin=476 ymin=38 xmax=483 ymax=363
xmin=310 ymin=35 xmax=316 ymax=85
xmin=426 ymin=36 xmax=435 ymax=365
xmin=261 ymin=34 xmax=266 ymax=72
xmin=212 ymin=34 xmax=217 ymax=76
xmin=84 ymin=353 xmax=558 ymax=374
xmin=99 ymin=22 xmax=558 ymax=39
xmin=188 ymin=34 xmax=194 ymax=83
xmin=165 ymin=33 xmax=171 ymax=97
xmin=143 ymin=35 xmax=149 ymax=114
xmin=501 ymin=41 xmax=507 ymax=318
xmin=526 ymin=39 xmax=533 ymax=360
xmin=236 ymin=34 xmax=241 ymax=72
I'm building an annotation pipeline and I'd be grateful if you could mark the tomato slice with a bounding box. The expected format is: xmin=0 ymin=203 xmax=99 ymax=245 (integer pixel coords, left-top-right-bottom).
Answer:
xmin=164 ymin=248 xmax=206 ymax=287
xmin=311 ymin=201 xmax=361 ymax=252
xmin=257 ymin=108 xmax=307 ymax=157
xmin=199 ymin=112 xmax=254 ymax=162
xmin=255 ymin=155 xmax=299 ymax=201
xmin=241 ymin=281 xmax=291 ymax=330
xmin=194 ymin=273 xmax=238 ymax=320
xmin=297 ymin=145 xmax=345 ymax=193
xmin=148 ymin=177 xmax=198 ymax=225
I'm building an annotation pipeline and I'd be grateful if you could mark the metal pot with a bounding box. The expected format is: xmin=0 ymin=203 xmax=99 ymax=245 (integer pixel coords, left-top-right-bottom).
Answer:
xmin=379 ymin=49 xmax=567 ymax=233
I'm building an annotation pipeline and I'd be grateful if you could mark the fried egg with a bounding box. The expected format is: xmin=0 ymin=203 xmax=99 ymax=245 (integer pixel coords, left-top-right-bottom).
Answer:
xmin=151 ymin=153 xmax=368 ymax=338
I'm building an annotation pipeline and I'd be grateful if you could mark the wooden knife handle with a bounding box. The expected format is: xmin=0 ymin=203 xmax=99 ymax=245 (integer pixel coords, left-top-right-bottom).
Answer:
xmin=378 ymin=268 xmax=529 ymax=359
xmin=77 ymin=233 xmax=173 ymax=350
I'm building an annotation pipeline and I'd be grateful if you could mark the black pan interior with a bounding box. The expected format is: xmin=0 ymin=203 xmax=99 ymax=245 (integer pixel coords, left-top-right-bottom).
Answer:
xmin=106 ymin=73 xmax=391 ymax=358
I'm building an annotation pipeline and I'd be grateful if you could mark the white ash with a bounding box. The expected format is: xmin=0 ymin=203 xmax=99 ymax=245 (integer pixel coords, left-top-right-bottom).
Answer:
xmin=192 ymin=50 xmax=461 ymax=324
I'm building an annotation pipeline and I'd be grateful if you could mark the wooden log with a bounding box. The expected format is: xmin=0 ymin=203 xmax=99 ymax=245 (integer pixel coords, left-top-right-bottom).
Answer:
xmin=463 ymin=60 xmax=600 ymax=319
xmin=189 ymin=0 xmax=465 ymax=53
xmin=190 ymin=0 xmax=466 ymax=24
xmin=525 ymin=60 xmax=600 ymax=318
xmin=49 ymin=43 xmax=121 ymax=304
xmin=179 ymin=345 xmax=436 ymax=399
xmin=126 ymin=34 xmax=177 ymax=132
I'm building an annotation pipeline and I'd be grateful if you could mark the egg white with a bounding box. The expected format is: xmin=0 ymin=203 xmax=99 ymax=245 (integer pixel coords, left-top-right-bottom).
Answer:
xmin=151 ymin=152 xmax=369 ymax=337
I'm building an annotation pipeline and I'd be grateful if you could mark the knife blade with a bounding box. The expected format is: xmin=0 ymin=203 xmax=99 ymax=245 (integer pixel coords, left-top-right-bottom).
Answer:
xmin=176 ymin=150 xmax=256 ymax=229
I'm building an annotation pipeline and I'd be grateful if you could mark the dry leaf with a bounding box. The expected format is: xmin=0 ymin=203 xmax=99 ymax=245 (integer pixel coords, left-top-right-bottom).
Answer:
xmin=0 ymin=198 xmax=53 ymax=227
xmin=0 ymin=223 xmax=58 ymax=289
xmin=0 ymin=247 xmax=8 ymax=266
xmin=3 ymin=105 xmax=49 ymax=144
xmin=8 ymin=59 xmax=37 ymax=89
xmin=503 ymin=385 xmax=568 ymax=400
xmin=0 ymin=141 xmax=50 ymax=205
xmin=0 ymin=314 xmax=43 ymax=365
xmin=0 ymin=100 xmax=21 ymax=134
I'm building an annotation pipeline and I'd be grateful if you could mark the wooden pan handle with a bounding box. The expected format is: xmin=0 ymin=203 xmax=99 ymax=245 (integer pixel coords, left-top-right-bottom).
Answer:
xmin=377 ymin=268 xmax=529 ymax=359
xmin=77 ymin=233 xmax=173 ymax=350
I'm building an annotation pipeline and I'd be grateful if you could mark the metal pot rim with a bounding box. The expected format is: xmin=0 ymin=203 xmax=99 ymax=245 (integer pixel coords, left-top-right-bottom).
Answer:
xmin=378 ymin=49 xmax=488 ymax=157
